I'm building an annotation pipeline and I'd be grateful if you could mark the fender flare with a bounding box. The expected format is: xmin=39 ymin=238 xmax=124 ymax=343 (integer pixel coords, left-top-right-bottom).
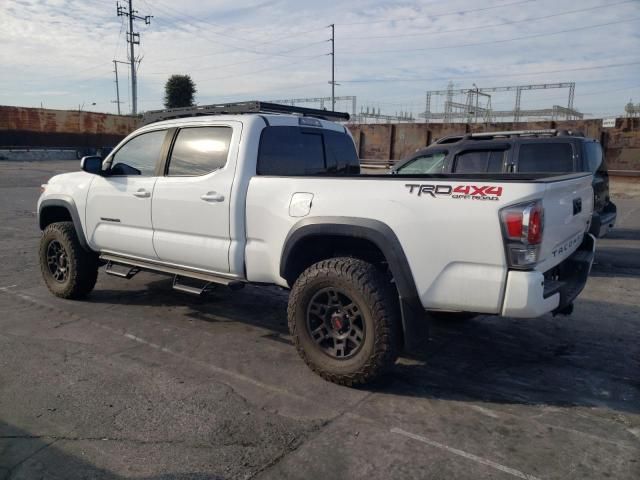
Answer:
xmin=281 ymin=216 xmax=427 ymax=349
xmin=38 ymin=197 xmax=90 ymax=251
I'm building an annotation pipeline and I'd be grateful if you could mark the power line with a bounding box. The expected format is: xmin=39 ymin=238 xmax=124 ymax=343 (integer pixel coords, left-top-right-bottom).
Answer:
xmin=145 ymin=39 xmax=328 ymax=74
xmin=341 ymin=16 xmax=640 ymax=55
xmin=340 ymin=0 xmax=636 ymax=41
xmin=336 ymin=0 xmax=535 ymax=26
xmin=337 ymin=60 xmax=640 ymax=83
xmin=186 ymin=54 xmax=328 ymax=82
xmin=142 ymin=41 xmax=328 ymax=78
xmin=143 ymin=0 xmax=325 ymax=58
xmin=151 ymin=0 xmax=329 ymax=46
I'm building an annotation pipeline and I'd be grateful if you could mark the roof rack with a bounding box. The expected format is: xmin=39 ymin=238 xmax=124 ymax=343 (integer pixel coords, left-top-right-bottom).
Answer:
xmin=433 ymin=129 xmax=585 ymax=144
xmin=141 ymin=100 xmax=350 ymax=125
xmin=471 ymin=129 xmax=558 ymax=138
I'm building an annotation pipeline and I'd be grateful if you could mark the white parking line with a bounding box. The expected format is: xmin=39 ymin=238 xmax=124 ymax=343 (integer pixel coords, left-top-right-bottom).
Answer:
xmin=0 ymin=285 xmax=17 ymax=291
xmin=390 ymin=427 xmax=543 ymax=480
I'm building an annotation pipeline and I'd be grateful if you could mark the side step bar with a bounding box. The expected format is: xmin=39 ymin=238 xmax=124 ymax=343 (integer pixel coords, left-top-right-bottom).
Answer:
xmin=105 ymin=261 xmax=140 ymax=279
xmin=99 ymin=253 xmax=245 ymax=290
xmin=172 ymin=276 xmax=215 ymax=296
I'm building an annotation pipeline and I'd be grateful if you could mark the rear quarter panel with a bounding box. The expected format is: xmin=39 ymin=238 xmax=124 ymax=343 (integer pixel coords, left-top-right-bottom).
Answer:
xmin=245 ymin=176 xmax=549 ymax=314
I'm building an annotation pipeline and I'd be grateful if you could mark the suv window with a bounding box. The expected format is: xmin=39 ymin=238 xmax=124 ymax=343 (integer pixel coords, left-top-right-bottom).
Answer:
xmin=584 ymin=142 xmax=603 ymax=172
xmin=517 ymin=143 xmax=573 ymax=173
xmin=257 ymin=126 xmax=359 ymax=175
xmin=167 ymin=127 xmax=232 ymax=176
xmin=111 ymin=130 xmax=167 ymax=176
xmin=453 ymin=150 xmax=504 ymax=173
xmin=396 ymin=152 xmax=446 ymax=174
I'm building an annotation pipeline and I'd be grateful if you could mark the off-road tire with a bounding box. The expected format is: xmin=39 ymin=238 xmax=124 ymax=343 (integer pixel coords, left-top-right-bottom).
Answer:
xmin=39 ymin=221 xmax=98 ymax=299
xmin=288 ymin=257 xmax=400 ymax=386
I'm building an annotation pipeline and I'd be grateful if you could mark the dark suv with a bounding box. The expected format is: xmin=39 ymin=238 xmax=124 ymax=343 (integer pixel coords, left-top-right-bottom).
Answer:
xmin=392 ymin=129 xmax=616 ymax=237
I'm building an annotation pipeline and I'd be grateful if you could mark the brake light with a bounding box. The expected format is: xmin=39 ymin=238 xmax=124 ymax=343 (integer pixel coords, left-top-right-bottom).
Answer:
xmin=504 ymin=211 xmax=523 ymax=239
xmin=528 ymin=205 xmax=543 ymax=244
xmin=500 ymin=200 xmax=544 ymax=269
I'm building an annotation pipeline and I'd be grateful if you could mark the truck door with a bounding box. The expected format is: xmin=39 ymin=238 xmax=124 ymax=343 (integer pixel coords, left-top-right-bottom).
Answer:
xmin=85 ymin=129 xmax=169 ymax=259
xmin=151 ymin=123 xmax=239 ymax=273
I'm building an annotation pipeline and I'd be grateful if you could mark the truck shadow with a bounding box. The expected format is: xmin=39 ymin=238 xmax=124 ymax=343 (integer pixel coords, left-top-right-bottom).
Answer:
xmin=389 ymin=302 xmax=639 ymax=413
xmin=603 ymin=228 xmax=640 ymax=241
xmin=90 ymin=277 xmax=640 ymax=415
xmin=591 ymin=248 xmax=640 ymax=277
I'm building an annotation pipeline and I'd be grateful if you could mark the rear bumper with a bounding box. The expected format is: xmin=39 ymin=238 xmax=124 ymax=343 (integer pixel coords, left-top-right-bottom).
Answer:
xmin=501 ymin=234 xmax=596 ymax=318
xmin=589 ymin=202 xmax=617 ymax=238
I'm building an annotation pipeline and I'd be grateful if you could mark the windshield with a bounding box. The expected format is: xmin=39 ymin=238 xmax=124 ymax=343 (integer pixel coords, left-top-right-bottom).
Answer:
xmin=396 ymin=152 xmax=446 ymax=174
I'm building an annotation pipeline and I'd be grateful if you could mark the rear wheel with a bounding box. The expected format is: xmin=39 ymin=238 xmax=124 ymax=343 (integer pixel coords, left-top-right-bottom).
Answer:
xmin=288 ymin=257 xmax=399 ymax=386
xmin=39 ymin=221 xmax=98 ymax=299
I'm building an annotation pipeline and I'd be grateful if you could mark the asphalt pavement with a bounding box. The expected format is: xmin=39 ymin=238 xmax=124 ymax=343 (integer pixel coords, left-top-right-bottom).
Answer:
xmin=0 ymin=161 xmax=638 ymax=479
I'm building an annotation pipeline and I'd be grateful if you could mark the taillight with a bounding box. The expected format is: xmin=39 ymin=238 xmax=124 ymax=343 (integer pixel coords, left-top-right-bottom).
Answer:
xmin=504 ymin=211 xmax=524 ymax=239
xmin=527 ymin=205 xmax=543 ymax=244
xmin=500 ymin=200 xmax=544 ymax=269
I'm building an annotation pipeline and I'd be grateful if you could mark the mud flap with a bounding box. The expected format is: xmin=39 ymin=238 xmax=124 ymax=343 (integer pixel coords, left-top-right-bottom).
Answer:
xmin=399 ymin=296 xmax=429 ymax=352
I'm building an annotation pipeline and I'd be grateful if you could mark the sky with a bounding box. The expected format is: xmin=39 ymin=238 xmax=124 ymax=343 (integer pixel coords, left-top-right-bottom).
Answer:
xmin=1 ymin=0 xmax=639 ymax=119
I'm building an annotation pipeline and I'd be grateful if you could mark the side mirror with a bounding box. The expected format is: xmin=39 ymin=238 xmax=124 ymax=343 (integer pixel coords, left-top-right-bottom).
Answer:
xmin=80 ymin=156 xmax=103 ymax=175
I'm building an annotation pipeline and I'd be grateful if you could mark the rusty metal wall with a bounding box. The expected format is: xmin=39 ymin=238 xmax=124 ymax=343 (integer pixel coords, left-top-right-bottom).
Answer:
xmin=1 ymin=106 xmax=637 ymax=171
xmin=0 ymin=105 xmax=140 ymax=148
xmin=347 ymin=117 xmax=640 ymax=172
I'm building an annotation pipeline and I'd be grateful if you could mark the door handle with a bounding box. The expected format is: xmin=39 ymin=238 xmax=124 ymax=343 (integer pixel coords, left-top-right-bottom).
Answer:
xmin=133 ymin=189 xmax=151 ymax=198
xmin=200 ymin=192 xmax=225 ymax=202
xmin=573 ymin=198 xmax=582 ymax=215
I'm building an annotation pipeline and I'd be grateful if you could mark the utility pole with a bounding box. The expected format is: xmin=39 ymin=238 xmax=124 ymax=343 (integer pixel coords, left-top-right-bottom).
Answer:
xmin=329 ymin=24 xmax=335 ymax=111
xmin=112 ymin=60 xmax=122 ymax=115
xmin=116 ymin=1 xmax=152 ymax=115
xmin=112 ymin=60 xmax=130 ymax=115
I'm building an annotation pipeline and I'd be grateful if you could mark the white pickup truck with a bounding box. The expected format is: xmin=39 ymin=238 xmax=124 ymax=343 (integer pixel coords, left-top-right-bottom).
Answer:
xmin=37 ymin=102 xmax=596 ymax=385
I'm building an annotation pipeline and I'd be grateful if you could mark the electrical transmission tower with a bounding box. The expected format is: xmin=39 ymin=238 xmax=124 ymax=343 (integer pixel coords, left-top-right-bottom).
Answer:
xmin=423 ymin=82 xmax=581 ymax=124
xmin=356 ymin=106 xmax=415 ymax=124
xmin=116 ymin=1 xmax=152 ymax=115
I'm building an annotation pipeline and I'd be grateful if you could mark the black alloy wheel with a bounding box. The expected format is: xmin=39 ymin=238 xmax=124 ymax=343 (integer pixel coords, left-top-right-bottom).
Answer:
xmin=306 ymin=287 xmax=366 ymax=359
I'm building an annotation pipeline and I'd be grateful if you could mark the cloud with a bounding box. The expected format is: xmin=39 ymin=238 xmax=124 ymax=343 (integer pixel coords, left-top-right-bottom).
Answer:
xmin=0 ymin=0 xmax=638 ymax=117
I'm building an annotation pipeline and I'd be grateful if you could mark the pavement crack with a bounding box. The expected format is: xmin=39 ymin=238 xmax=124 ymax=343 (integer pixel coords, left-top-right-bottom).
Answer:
xmin=247 ymin=390 xmax=376 ymax=479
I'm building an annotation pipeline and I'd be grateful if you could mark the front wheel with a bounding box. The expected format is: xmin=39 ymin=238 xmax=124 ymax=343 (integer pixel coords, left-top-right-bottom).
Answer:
xmin=39 ymin=221 xmax=98 ymax=299
xmin=287 ymin=257 xmax=399 ymax=386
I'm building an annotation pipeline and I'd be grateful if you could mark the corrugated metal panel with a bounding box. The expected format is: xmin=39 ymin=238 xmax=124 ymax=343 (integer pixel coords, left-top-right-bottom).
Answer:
xmin=0 ymin=106 xmax=139 ymax=136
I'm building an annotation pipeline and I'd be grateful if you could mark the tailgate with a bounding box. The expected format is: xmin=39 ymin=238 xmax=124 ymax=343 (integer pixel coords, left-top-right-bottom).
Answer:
xmin=537 ymin=173 xmax=593 ymax=272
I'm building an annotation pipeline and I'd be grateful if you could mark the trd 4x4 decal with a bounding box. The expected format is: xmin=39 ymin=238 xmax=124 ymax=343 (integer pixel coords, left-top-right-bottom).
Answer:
xmin=405 ymin=184 xmax=503 ymax=201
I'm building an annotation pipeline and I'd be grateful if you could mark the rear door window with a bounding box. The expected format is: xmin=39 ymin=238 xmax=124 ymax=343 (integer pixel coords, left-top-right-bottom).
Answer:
xmin=167 ymin=126 xmax=232 ymax=176
xmin=517 ymin=143 xmax=574 ymax=173
xmin=453 ymin=150 xmax=505 ymax=173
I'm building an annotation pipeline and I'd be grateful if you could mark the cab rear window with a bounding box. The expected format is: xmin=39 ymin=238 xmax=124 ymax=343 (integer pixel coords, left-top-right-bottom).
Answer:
xmin=257 ymin=126 xmax=359 ymax=175
xmin=517 ymin=143 xmax=573 ymax=173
